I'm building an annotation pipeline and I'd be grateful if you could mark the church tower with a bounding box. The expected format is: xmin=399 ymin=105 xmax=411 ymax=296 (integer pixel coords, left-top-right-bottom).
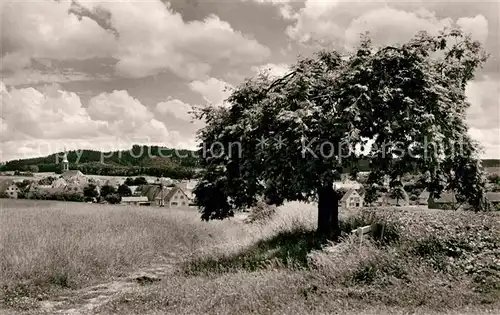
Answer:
xmin=62 ymin=149 xmax=69 ymax=172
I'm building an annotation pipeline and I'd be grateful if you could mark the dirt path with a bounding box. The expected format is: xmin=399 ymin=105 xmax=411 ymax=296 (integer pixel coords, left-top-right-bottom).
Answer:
xmin=36 ymin=259 xmax=178 ymax=315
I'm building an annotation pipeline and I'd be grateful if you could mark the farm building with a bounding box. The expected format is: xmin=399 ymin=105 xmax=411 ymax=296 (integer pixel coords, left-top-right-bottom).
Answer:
xmin=178 ymin=179 xmax=198 ymax=191
xmin=333 ymin=179 xmax=362 ymax=190
xmin=52 ymin=178 xmax=68 ymax=189
xmin=138 ymin=184 xmax=195 ymax=208
xmin=61 ymin=170 xmax=87 ymax=182
xmin=428 ymin=192 xmax=458 ymax=210
xmin=121 ymin=196 xmax=150 ymax=206
xmin=486 ymin=192 xmax=500 ymax=209
xmin=0 ymin=180 xmax=20 ymax=198
xmin=129 ymin=186 xmax=140 ymax=196
xmin=163 ymin=186 xmax=193 ymax=208
xmin=340 ymin=189 xmax=364 ymax=209
xmin=417 ymin=190 xmax=430 ymax=205
xmin=138 ymin=185 xmax=165 ymax=204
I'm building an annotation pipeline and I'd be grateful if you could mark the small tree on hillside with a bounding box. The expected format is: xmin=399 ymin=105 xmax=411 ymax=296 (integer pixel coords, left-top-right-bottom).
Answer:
xmin=194 ymin=28 xmax=489 ymax=238
xmin=390 ymin=185 xmax=406 ymax=206
xmin=363 ymin=185 xmax=379 ymax=206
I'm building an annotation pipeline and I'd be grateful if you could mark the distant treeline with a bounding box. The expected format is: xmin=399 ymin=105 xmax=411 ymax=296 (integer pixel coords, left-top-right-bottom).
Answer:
xmin=1 ymin=145 xmax=199 ymax=179
xmin=1 ymin=144 xmax=499 ymax=179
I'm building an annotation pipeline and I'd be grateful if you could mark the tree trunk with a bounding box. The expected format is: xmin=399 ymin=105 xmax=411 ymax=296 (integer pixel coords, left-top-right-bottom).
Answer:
xmin=317 ymin=185 xmax=339 ymax=239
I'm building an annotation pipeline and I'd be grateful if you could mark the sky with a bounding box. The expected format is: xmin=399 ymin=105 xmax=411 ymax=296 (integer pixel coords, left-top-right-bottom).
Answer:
xmin=0 ymin=0 xmax=499 ymax=162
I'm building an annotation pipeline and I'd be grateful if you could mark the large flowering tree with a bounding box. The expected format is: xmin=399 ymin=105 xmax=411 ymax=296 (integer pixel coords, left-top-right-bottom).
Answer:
xmin=193 ymin=28 xmax=489 ymax=237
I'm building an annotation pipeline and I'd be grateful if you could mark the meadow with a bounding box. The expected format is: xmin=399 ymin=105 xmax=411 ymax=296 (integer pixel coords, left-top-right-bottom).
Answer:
xmin=1 ymin=199 xmax=499 ymax=314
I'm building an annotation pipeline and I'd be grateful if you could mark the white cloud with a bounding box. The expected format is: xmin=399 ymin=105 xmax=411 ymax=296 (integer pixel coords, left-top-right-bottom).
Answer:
xmin=0 ymin=69 xmax=102 ymax=86
xmin=1 ymin=83 xmax=103 ymax=141
xmin=0 ymin=81 xmax=198 ymax=161
xmin=456 ymin=15 xmax=489 ymax=43
xmin=189 ymin=77 xmax=233 ymax=106
xmin=465 ymin=76 xmax=500 ymax=159
xmin=87 ymin=90 xmax=154 ymax=133
xmin=468 ymin=127 xmax=500 ymax=159
xmin=466 ymin=77 xmax=500 ymax=130
xmin=251 ymin=63 xmax=290 ymax=78
xmin=282 ymin=2 xmax=489 ymax=49
xmin=1 ymin=0 xmax=116 ymax=61
xmin=156 ymin=99 xmax=195 ymax=122
xmin=1 ymin=0 xmax=271 ymax=80
xmin=343 ymin=8 xmax=454 ymax=49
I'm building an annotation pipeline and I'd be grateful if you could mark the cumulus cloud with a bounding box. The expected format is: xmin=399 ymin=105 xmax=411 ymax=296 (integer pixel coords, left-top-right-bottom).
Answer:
xmin=281 ymin=1 xmax=489 ymax=50
xmin=456 ymin=15 xmax=489 ymax=44
xmin=156 ymin=98 xmax=196 ymax=122
xmin=1 ymin=0 xmax=270 ymax=80
xmin=189 ymin=77 xmax=233 ymax=106
xmin=468 ymin=127 xmax=500 ymax=159
xmin=251 ymin=63 xmax=290 ymax=78
xmin=87 ymin=90 xmax=154 ymax=133
xmin=465 ymin=77 xmax=500 ymax=159
xmin=0 ymin=81 xmax=198 ymax=161
xmin=0 ymin=69 xmax=102 ymax=86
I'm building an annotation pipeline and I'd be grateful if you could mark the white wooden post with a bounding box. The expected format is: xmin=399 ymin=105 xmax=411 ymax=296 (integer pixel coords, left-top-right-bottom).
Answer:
xmin=352 ymin=225 xmax=372 ymax=248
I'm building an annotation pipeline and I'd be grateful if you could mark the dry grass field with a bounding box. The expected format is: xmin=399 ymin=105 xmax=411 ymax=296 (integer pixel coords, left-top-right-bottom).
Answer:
xmin=1 ymin=199 xmax=499 ymax=315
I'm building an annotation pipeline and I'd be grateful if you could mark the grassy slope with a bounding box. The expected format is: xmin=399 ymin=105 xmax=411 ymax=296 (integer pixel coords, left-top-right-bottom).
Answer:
xmin=1 ymin=199 xmax=499 ymax=314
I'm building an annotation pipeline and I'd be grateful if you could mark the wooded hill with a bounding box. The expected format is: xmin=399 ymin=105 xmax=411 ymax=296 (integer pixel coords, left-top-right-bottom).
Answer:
xmin=1 ymin=145 xmax=199 ymax=179
xmin=1 ymin=145 xmax=499 ymax=179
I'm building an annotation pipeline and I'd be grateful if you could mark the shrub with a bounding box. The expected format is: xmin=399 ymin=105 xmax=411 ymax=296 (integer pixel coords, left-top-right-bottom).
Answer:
xmin=245 ymin=201 xmax=277 ymax=224
xmin=105 ymin=193 xmax=122 ymax=204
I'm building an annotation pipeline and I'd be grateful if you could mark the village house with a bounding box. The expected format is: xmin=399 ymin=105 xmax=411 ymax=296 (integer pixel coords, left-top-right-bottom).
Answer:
xmin=0 ymin=179 xmax=20 ymax=198
xmin=154 ymin=177 xmax=174 ymax=187
xmin=138 ymin=184 xmax=165 ymax=205
xmin=164 ymin=186 xmax=193 ymax=208
xmin=61 ymin=170 xmax=88 ymax=185
xmin=333 ymin=178 xmax=362 ymax=190
xmin=138 ymin=183 xmax=195 ymax=208
xmin=485 ymin=192 xmax=500 ymax=210
xmin=178 ymin=179 xmax=198 ymax=191
xmin=340 ymin=189 xmax=364 ymax=209
xmin=129 ymin=185 xmax=140 ymax=196
xmin=428 ymin=191 xmax=458 ymax=210
xmin=26 ymin=184 xmax=51 ymax=199
xmin=121 ymin=196 xmax=150 ymax=206
xmin=52 ymin=178 xmax=68 ymax=189
xmin=417 ymin=190 xmax=430 ymax=205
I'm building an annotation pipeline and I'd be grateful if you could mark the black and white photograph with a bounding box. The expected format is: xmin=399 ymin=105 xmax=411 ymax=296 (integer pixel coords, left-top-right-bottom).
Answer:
xmin=0 ymin=0 xmax=499 ymax=314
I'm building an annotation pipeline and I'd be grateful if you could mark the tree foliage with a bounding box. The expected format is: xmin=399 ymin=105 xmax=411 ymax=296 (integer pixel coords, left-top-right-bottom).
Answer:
xmin=125 ymin=177 xmax=148 ymax=186
xmin=117 ymin=184 xmax=132 ymax=197
xmin=100 ymin=185 xmax=116 ymax=199
xmin=83 ymin=184 xmax=99 ymax=200
xmin=105 ymin=193 xmax=122 ymax=204
xmin=363 ymin=185 xmax=379 ymax=206
xmin=194 ymin=28 xmax=490 ymax=233
xmin=390 ymin=185 xmax=407 ymax=206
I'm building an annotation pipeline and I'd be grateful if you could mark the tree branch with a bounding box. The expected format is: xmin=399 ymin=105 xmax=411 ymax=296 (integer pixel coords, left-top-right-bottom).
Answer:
xmin=265 ymin=71 xmax=297 ymax=94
